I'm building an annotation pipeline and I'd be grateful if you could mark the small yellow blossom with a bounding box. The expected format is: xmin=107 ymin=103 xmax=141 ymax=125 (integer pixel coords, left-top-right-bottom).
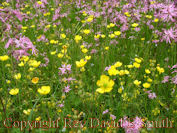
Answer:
xmin=32 ymin=77 xmax=39 ymax=84
xmin=114 ymin=31 xmax=121 ymax=36
xmin=82 ymin=48 xmax=88 ymax=53
xmin=51 ymin=51 xmax=57 ymax=55
xmin=132 ymin=23 xmax=139 ymax=27
xmin=147 ymin=78 xmax=153 ymax=82
xmin=133 ymin=62 xmax=140 ymax=68
xmin=80 ymin=67 xmax=85 ymax=72
xmin=135 ymin=58 xmax=142 ymax=63
xmin=108 ymin=66 xmax=119 ymax=76
xmin=38 ymin=86 xmax=51 ymax=95
xmin=37 ymin=1 xmax=42 ymax=5
xmin=118 ymin=87 xmax=123 ymax=93
xmin=96 ymin=75 xmax=114 ymax=93
xmin=0 ymin=55 xmax=9 ymax=61
xmin=114 ymin=62 xmax=122 ymax=68
xmin=36 ymin=116 xmax=41 ymax=121
xmin=109 ymin=34 xmax=115 ymax=38
xmin=109 ymin=23 xmax=115 ymax=27
xmin=143 ymin=83 xmax=151 ymax=88
xmin=76 ymin=59 xmax=87 ymax=68
xmin=134 ymin=80 xmax=141 ymax=86
xmin=83 ymin=29 xmax=90 ymax=35
xmin=145 ymin=69 xmax=151 ymax=74
xmin=127 ymin=65 xmax=134 ymax=68
xmin=145 ymin=15 xmax=152 ymax=19
xmin=58 ymin=53 xmax=64 ymax=58
xmin=86 ymin=16 xmax=94 ymax=22
xmin=18 ymin=61 xmax=25 ymax=67
xmin=14 ymin=73 xmax=21 ymax=80
xmin=85 ymin=56 xmax=91 ymax=60
xmin=29 ymin=60 xmax=41 ymax=68
xmin=141 ymin=38 xmax=145 ymax=41
xmin=94 ymin=34 xmax=100 ymax=39
xmin=60 ymin=34 xmax=66 ymax=39
xmin=156 ymin=66 xmax=164 ymax=74
xmin=23 ymin=109 xmax=31 ymax=115
xmin=154 ymin=18 xmax=159 ymax=22
xmin=9 ymin=88 xmax=19 ymax=95
xmin=74 ymin=35 xmax=82 ymax=43
xmin=105 ymin=47 xmax=109 ymax=50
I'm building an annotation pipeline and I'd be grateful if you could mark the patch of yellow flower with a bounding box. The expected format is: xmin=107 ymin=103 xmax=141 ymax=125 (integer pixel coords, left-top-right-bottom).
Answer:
xmin=28 ymin=60 xmax=41 ymax=68
xmin=0 ymin=55 xmax=9 ymax=61
xmin=96 ymin=75 xmax=114 ymax=93
xmin=23 ymin=109 xmax=31 ymax=115
xmin=38 ymin=86 xmax=51 ymax=95
xmin=32 ymin=77 xmax=39 ymax=84
xmin=14 ymin=73 xmax=21 ymax=80
xmin=76 ymin=59 xmax=87 ymax=68
xmin=143 ymin=82 xmax=151 ymax=88
xmin=74 ymin=35 xmax=82 ymax=43
xmin=9 ymin=88 xmax=19 ymax=95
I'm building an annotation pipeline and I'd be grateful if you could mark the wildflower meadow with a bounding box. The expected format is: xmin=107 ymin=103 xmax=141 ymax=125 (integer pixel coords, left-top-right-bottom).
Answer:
xmin=0 ymin=0 xmax=177 ymax=132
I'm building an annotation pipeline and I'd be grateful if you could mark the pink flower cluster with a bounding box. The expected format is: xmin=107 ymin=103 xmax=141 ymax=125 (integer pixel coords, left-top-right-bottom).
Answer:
xmin=122 ymin=117 xmax=143 ymax=133
xmin=5 ymin=36 xmax=37 ymax=60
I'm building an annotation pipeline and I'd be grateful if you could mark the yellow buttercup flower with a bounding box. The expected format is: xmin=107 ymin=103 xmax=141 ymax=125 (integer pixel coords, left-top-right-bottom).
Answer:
xmin=86 ymin=15 xmax=94 ymax=22
xmin=114 ymin=31 xmax=121 ymax=36
xmin=82 ymin=48 xmax=88 ymax=53
xmin=37 ymin=1 xmax=42 ymax=5
xmin=22 ymin=26 xmax=27 ymax=30
xmin=60 ymin=34 xmax=66 ymax=39
xmin=109 ymin=23 xmax=115 ymax=27
xmin=132 ymin=23 xmax=139 ymax=27
xmin=134 ymin=80 xmax=141 ymax=86
xmin=80 ymin=67 xmax=85 ymax=72
xmin=147 ymin=78 xmax=153 ymax=82
xmin=154 ymin=18 xmax=159 ymax=22
xmin=108 ymin=66 xmax=119 ymax=76
xmin=38 ymin=86 xmax=51 ymax=95
xmin=14 ymin=73 xmax=21 ymax=80
xmin=105 ymin=46 xmax=109 ymax=50
xmin=28 ymin=60 xmax=41 ymax=68
xmin=118 ymin=87 xmax=123 ymax=93
xmin=96 ymin=75 xmax=114 ymax=93
xmin=9 ymin=88 xmax=19 ymax=95
xmin=21 ymin=56 xmax=29 ymax=62
xmin=6 ymin=80 xmax=11 ymax=84
xmin=83 ymin=29 xmax=90 ymax=35
xmin=32 ymin=77 xmax=39 ymax=84
xmin=0 ymin=55 xmax=9 ymax=61
xmin=36 ymin=116 xmax=41 ymax=121
xmin=127 ymin=65 xmax=134 ymax=68
xmin=133 ymin=62 xmax=140 ymax=68
xmin=135 ymin=58 xmax=142 ymax=63
xmin=145 ymin=69 xmax=151 ymax=74
xmin=85 ymin=56 xmax=91 ymax=60
xmin=101 ymin=34 xmax=106 ymax=38
xmin=141 ymin=38 xmax=145 ymax=41
xmin=51 ymin=51 xmax=57 ymax=55
xmin=58 ymin=53 xmax=64 ymax=58
xmin=109 ymin=34 xmax=115 ymax=38
xmin=18 ymin=62 xmax=24 ymax=67
xmin=114 ymin=62 xmax=122 ymax=68
xmin=145 ymin=15 xmax=152 ymax=19
xmin=76 ymin=59 xmax=87 ymax=68
xmin=143 ymin=83 xmax=151 ymax=88
xmin=156 ymin=66 xmax=164 ymax=74
xmin=94 ymin=34 xmax=100 ymax=39
xmin=74 ymin=35 xmax=82 ymax=43
xmin=23 ymin=109 xmax=31 ymax=115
